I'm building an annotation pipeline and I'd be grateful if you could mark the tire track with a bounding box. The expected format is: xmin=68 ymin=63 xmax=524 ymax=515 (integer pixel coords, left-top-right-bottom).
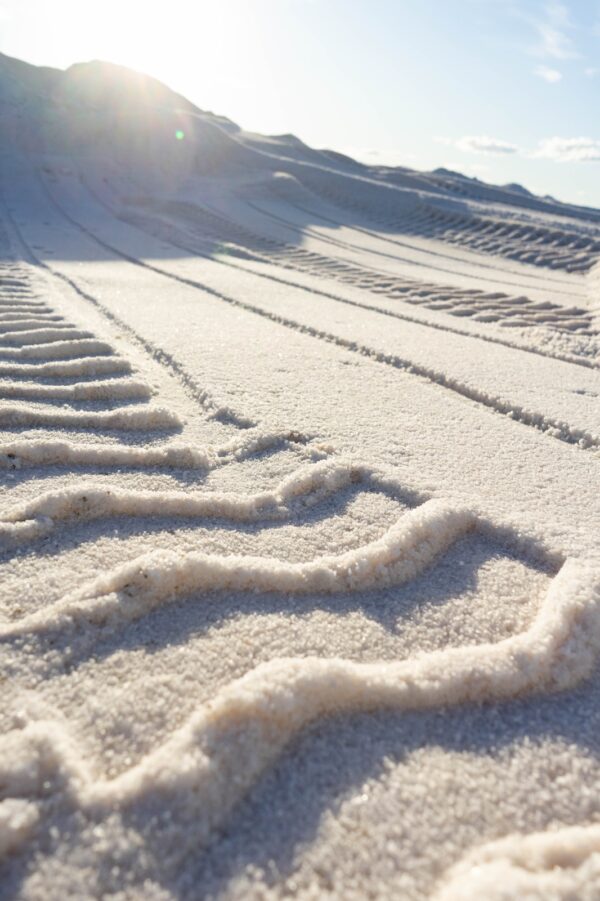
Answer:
xmin=28 ymin=180 xmax=600 ymax=452
xmin=3 ymin=186 xmax=256 ymax=430
xmin=84 ymin=176 xmax=599 ymax=370
xmin=1 ymin=185 xmax=599 ymax=885
xmin=242 ymin=195 xmax=590 ymax=295
xmin=270 ymin=189 xmax=588 ymax=285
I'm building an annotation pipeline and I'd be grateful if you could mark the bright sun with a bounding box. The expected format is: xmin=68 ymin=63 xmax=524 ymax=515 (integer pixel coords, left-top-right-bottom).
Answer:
xmin=2 ymin=0 xmax=295 ymax=137
xmin=6 ymin=0 xmax=261 ymax=120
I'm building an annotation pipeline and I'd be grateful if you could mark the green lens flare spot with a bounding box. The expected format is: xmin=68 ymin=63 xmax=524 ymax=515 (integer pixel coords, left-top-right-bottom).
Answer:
xmin=175 ymin=130 xmax=185 ymax=140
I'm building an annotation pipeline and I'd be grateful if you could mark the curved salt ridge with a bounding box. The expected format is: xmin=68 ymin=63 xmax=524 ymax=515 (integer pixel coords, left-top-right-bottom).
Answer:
xmin=0 ymin=460 xmax=366 ymax=545
xmin=0 ymin=800 xmax=39 ymax=860
xmin=0 ymin=300 xmax=48 ymax=308
xmin=0 ymin=356 xmax=132 ymax=379
xmin=434 ymin=824 xmax=600 ymax=900
xmin=1 ymin=560 xmax=597 ymax=855
xmin=0 ymin=313 xmax=61 ymax=322
xmin=0 ymin=318 xmax=67 ymax=331
xmin=0 ymin=378 xmax=152 ymax=402
xmin=0 ymin=427 xmax=313 ymax=470
xmin=0 ymin=306 xmax=51 ymax=315
xmin=0 ymin=339 xmax=114 ymax=361
xmin=0 ymin=327 xmax=93 ymax=346
xmin=0 ymin=308 xmax=53 ymax=319
xmin=1 ymin=500 xmax=475 ymax=635
xmin=0 ymin=404 xmax=181 ymax=431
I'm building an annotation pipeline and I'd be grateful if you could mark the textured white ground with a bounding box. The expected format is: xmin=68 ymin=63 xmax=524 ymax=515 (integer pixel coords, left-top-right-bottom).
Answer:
xmin=1 ymin=143 xmax=600 ymax=901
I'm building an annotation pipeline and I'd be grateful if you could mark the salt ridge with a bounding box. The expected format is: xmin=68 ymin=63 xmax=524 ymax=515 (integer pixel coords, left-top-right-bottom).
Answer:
xmin=435 ymin=823 xmax=600 ymax=899
xmin=0 ymin=426 xmax=316 ymax=470
xmin=0 ymin=496 xmax=470 ymax=636
xmin=0 ymin=402 xmax=181 ymax=431
xmin=0 ymin=460 xmax=395 ymax=546
xmin=1 ymin=559 xmax=597 ymax=860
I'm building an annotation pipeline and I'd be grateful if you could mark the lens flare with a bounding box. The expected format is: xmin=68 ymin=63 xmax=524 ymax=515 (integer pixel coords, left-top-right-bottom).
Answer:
xmin=175 ymin=130 xmax=185 ymax=140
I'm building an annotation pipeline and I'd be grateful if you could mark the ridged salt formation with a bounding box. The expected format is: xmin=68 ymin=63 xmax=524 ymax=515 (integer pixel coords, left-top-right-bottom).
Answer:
xmin=0 ymin=800 xmax=39 ymax=860
xmin=1 ymin=55 xmax=599 ymax=897
xmin=434 ymin=824 xmax=600 ymax=900
xmin=0 ymin=301 xmax=48 ymax=310
xmin=0 ymin=460 xmax=367 ymax=545
xmin=0 ymin=378 xmax=152 ymax=401
xmin=0 ymin=403 xmax=181 ymax=431
xmin=0 ymin=338 xmax=114 ymax=360
xmin=0 ymin=559 xmax=597 ymax=859
xmin=0 ymin=317 xmax=69 ymax=331
xmin=0 ymin=438 xmax=212 ymax=471
xmin=0 ymin=327 xmax=94 ymax=346
xmin=0 ymin=497 xmax=473 ymax=635
xmin=0 ymin=356 xmax=132 ymax=378
xmin=0 ymin=427 xmax=315 ymax=470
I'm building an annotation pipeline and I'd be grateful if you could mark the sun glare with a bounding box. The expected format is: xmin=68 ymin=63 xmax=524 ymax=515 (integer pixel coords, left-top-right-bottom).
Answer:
xmin=30 ymin=0 xmax=260 ymax=122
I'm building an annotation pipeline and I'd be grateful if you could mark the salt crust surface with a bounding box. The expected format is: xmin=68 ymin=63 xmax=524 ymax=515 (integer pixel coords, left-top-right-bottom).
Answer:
xmin=0 ymin=94 xmax=599 ymax=899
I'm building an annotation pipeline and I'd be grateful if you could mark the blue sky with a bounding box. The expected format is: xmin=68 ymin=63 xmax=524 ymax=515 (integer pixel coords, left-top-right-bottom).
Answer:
xmin=1 ymin=0 xmax=599 ymax=206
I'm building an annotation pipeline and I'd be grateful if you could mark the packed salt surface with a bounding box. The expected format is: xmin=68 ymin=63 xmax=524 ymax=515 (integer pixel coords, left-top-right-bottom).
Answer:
xmin=1 ymin=56 xmax=600 ymax=901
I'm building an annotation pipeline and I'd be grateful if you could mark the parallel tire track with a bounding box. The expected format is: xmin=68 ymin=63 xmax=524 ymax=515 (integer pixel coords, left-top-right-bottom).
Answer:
xmin=28 ymin=182 xmax=600 ymax=452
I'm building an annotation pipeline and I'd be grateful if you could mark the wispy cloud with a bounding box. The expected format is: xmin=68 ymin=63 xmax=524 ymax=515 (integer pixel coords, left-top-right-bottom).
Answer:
xmin=534 ymin=64 xmax=563 ymax=82
xmin=585 ymin=66 xmax=599 ymax=77
xmin=533 ymin=137 xmax=600 ymax=162
xmin=438 ymin=135 xmax=519 ymax=156
xmin=435 ymin=133 xmax=600 ymax=165
xmin=530 ymin=0 xmax=578 ymax=59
